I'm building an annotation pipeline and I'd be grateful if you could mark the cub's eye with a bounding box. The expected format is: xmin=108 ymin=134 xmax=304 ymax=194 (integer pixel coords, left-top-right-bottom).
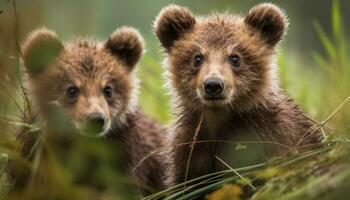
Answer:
xmin=229 ymin=55 xmax=241 ymax=69
xmin=193 ymin=54 xmax=204 ymax=67
xmin=66 ymin=86 xmax=80 ymax=99
xmin=103 ymin=86 xmax=113 ymax=98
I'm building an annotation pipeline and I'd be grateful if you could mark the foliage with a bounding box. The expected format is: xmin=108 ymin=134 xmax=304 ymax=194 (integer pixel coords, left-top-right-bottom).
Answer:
xmin=206 ymin=184 xmax=242 ymax=200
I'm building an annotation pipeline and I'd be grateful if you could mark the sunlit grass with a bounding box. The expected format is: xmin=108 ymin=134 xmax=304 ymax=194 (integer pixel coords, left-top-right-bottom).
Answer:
xmin=281 ymin=0 xmax=350 ymax=132
xmin=144 ymin=146 xmax=334 ymax=200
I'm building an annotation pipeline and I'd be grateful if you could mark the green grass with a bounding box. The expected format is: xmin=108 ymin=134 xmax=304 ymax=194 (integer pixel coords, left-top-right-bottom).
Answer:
xmin=138 ymin=54 xmax=171 ymax=123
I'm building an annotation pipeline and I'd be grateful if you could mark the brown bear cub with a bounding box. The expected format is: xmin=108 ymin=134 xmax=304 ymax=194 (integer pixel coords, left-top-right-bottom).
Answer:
xmin=20 ymin=27 xmax=165 ymax=196
xmin=154 ymin=3 xmax=323 ymax=189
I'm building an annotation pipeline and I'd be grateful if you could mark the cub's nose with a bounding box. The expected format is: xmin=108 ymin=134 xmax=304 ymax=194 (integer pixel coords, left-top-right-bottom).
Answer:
xmin=204 ymin=78 xmax=224 ymax=98
xmin=87 ymin=112 xmax=105 ymax=130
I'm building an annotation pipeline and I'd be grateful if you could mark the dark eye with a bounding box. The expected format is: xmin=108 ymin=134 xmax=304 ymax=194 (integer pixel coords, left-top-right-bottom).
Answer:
xmin=103 ymin=86 xmax=113 ymax=98
xmin=193 ymin=54 xmax=204 ymax=67
xmin=229 ymin=55 xmax=241 ymax=68
xmin=66 ymin=86 xmax=79 ymax=99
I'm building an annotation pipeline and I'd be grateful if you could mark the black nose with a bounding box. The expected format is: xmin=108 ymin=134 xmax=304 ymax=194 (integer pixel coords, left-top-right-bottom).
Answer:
xmin=204 ymin=78 xmax=224 ymax=97
xmin=87 ymin=113 xmax=105 ymax=129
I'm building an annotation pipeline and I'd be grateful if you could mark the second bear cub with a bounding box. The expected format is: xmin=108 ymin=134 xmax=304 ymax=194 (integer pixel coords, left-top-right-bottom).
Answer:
xmin=154 ymin=3 xmax=323 ymax=187
xmin=21 ymin=27 xmax=165 ymax=195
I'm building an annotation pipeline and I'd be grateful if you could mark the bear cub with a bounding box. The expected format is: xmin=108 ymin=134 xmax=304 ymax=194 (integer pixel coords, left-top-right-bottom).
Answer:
xmin=19 ymin=27 xmax=165 ymax=196
xmin=154 ymin=3 xmax=323 ymax=189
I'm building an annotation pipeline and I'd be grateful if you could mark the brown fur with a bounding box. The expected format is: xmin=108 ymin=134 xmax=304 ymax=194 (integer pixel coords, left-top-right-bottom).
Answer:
xmin=17 ymin=27 xmax=166 ymax=196
xmin=154 ymin=3 xmax=323 ymax=191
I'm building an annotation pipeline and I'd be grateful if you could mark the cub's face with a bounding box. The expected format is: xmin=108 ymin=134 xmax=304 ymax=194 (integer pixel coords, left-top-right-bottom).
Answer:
xmin=155 ymin=4 xmax=287 ymax=110
xmin=23 ymin=27 xmax=143 ymax=136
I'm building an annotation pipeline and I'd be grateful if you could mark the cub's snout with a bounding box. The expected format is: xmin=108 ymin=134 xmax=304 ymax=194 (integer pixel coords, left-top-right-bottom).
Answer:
xmin=203 ymin=77 xmax=224 ymax=99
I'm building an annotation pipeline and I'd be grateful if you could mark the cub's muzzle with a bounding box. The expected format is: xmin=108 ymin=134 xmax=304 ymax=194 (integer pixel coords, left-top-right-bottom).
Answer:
xmin=203 ymin=77 xmax=224 ymax=99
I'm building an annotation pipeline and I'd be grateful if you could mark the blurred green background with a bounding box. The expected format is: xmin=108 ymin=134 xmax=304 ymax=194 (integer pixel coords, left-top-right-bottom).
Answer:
xmin=0 ymin=0 xmax=350 ymax=199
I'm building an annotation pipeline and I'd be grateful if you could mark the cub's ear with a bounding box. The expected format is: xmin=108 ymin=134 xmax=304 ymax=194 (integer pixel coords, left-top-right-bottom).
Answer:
xmin=105 ymin=27 xmax=144 ymax=70
xmin=245 ymin=3 xmax=287 ymax=47
xmin=153 ymin=5 xmax=196 ymax=52
xmin=22 ymin=28 xmax=64 ymax=74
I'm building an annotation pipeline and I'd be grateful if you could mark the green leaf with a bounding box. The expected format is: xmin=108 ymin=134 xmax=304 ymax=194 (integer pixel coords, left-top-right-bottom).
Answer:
xmin=235 ymin=143 xmax=247 ymax=151
xmin=332 ymin=0 xmax=342 ymax=40
xmin=313 ymin=21 xmax=337 ymax=60
xmin=206 ymin=184 xmax=242 ymax=200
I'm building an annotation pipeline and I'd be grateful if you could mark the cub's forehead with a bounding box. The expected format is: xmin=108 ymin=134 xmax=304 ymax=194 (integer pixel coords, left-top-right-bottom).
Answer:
xmin=187 ymin=15 xmax=258 ymax=50
xmin=57 ymin=40 xmax=124 ymax=77
xmin=197 ymin=15 xmax=243 ymax=30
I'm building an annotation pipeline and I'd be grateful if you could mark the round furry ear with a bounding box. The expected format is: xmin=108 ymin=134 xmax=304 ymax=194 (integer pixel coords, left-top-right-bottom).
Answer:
xmin=153 ymin=5 xmax=196 ymax=52
xmin=22 ymin=28 xmax=64 ymax=74
xmin=245 ymin=3 xmax=287 ymax=47
xmin=105 ymin=27 xmax=144 ymax=70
